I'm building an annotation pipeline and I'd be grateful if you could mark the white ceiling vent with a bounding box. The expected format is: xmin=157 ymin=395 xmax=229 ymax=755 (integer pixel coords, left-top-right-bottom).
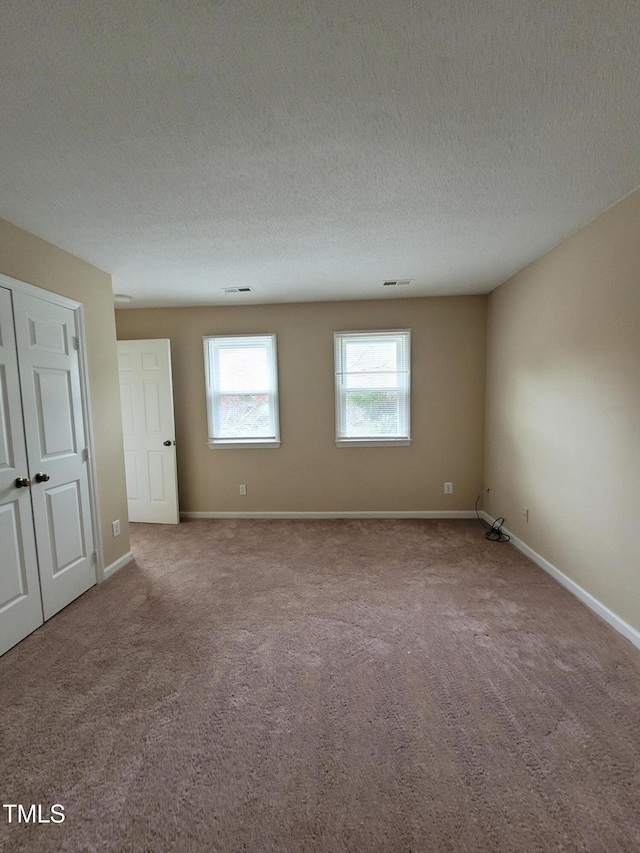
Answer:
xmin=383 ymin=279 xmax=413 ymax=287
xmin=222 ymin=287 xmax=253 ymax=294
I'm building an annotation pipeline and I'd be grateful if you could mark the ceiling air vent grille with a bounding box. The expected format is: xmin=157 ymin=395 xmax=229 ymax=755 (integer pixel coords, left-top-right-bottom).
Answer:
xmin=383 ymin=279 xmax=413 ymax=287
xmin=222 ymin=287 xmax=253 ymax=294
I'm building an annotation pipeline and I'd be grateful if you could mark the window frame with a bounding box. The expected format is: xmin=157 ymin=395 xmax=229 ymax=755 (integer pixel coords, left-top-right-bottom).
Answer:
xmin=203 ymin=333 xmax=281 ymax=448
xmin=334 ymin=329 xmax=411 ymax=447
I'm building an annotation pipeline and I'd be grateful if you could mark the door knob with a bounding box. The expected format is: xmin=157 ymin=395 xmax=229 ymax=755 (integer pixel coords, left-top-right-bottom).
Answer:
xmin=163 ymin=440 xmax=172 ymax=446
xmin=35 ymin=472 xmax=50 ymax=483
xmin=15 ymin=477 xmax=31 ymax=488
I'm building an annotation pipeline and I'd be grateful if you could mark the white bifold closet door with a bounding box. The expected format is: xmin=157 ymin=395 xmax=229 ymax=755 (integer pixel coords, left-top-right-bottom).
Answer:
xmin=0 ymin=286 xmax=96 ymax=656
xmin=0 ymin=288 xmax=43 ymax=654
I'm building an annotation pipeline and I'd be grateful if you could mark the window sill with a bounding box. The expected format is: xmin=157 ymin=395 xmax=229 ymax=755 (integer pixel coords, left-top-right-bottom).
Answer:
xmin=335 ymin=439 xmax=411 ymax=448
xmin=208 ymin=440 xmax=281 ymax=449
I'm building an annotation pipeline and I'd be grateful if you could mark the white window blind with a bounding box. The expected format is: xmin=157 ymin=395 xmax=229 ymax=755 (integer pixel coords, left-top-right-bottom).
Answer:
xmin=334 ymin=330 xmax=411 ymax=445
xmin=203 ymin=334 xmax=280 ymax=447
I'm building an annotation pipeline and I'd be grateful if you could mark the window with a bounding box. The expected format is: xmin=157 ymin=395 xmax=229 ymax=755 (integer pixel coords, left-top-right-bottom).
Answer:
xmin=203 ymin=334 xmax=280 ymax=447
xmin=334 ymin=330 xmax=410 ymax=446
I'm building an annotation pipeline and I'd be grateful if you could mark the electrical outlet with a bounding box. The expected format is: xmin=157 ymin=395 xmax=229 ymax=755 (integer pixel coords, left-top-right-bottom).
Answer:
xmin=112 ymin=519 xmax=121 ymax=537
xmin=522 ymin=507 xmax=529 ymax=522
xmin=239 ymin=484 xmax=247 ymax=496
xmin=444 ymin=482 xmax=453 ymax=495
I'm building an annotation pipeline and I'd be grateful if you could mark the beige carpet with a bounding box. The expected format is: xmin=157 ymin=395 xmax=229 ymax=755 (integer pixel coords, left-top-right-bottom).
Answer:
xmin=1 ymin=519 xmax=639 ymax=852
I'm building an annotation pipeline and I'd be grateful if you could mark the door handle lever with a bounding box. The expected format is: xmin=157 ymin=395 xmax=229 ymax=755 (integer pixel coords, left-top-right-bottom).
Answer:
xmin=35 ymin=472 xmax=50 ymax=483
xmin=163 ymin=440 xmax=174 ymax=446
xmin=15 ymin=477 xmax=31 ymax=488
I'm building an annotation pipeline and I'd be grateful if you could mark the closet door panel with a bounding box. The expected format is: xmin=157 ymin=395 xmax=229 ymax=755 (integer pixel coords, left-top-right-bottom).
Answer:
xmin=12 ymin=291 xmax=95 ymax=621
xmin=0 ymin=287 xmax=43 ymax=656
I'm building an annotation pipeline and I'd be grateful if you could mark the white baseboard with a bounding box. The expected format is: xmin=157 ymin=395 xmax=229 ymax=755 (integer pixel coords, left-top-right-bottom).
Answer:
xmin=181 ymin=510 xmax=477 ymax=520
xmin=102 ymin=550 xmax=134 ymax=581
xmin=480 ymin=512 xmax=640 ymax=651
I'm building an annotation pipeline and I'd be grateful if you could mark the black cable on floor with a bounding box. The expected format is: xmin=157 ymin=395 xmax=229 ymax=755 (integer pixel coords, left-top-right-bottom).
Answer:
xmin=475 ymin=494 xmax=510 ymax=543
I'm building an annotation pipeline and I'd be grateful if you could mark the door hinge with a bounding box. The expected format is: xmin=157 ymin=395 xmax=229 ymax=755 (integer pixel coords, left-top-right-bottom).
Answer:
xmin=91 ymin=551 xmax=98 ymax=564
xmin=82 ymin=448 xmax=89 ymax=462
xmin=73 ymin=336 xmax=80 ymax=350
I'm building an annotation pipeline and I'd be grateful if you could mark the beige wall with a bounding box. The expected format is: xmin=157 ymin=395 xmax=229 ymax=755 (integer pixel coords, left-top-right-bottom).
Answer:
xmin=116 ymin=297 xmax=487 ymax=513
xmin=0 ymin=218 xmax=130 ymax=569
xmin=485 ymin=188 xmax=640 ymax=633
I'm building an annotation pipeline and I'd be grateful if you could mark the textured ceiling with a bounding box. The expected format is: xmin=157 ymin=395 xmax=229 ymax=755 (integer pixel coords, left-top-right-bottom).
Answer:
xmin=1 ymin=1 xmax=640 ymax=307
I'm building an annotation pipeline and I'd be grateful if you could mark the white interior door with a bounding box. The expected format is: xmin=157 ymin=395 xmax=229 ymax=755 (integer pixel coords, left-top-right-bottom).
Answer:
xmin=12 ymin=291 xmax=96 ymax=621
xmin=118 ymin=339 xmax=179 ymax=524
xmin=0 ymin=288 xmax=44 ymax=655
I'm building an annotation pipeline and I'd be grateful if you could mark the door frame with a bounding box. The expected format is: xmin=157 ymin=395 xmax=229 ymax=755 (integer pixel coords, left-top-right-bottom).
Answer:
xmin=0 ymin=273 xmax=104 ymax=583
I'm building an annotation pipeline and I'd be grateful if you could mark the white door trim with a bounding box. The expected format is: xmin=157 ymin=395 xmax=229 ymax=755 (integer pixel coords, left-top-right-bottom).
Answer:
xmin=0 ymin=273 xmax=84 ymax=310
xmin=76 ymin=303 xmax=105 ymax=581
xmin=0 ymin=272 xmax=103 ymax=583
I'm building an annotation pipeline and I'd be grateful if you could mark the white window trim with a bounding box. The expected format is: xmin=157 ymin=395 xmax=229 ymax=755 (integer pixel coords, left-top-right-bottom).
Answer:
xmin=209 ymin=439 xmax=281 ymax=449
xmin=335 ymin=439 xmax=412 ymax=447
xmin=334 ymin=329 xmax=411 ymax=447
xmin=203 ymin=333 xmax=280 ymax=449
